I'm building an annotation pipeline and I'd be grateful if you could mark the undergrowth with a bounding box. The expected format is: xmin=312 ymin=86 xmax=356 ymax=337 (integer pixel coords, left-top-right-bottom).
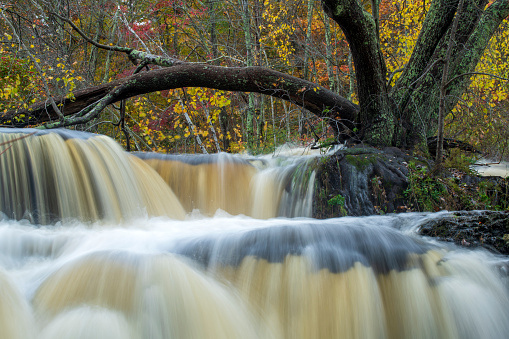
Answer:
xmin=404 ymin=160 xmax=509 ymax=212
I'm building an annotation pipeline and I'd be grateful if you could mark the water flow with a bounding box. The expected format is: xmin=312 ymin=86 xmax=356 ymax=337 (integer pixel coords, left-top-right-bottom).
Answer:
xmin=1 ymin=216 xmax=508 ymax=339
xmin=0 ymin=129 xmax=186 ymax=223
xmin=137 ymin=152 xmax=317 ymax=218
xmin=1 ymin=129 xmax=317 ymax=221
xmin=1 ymin=129 xmax=509 ymax=339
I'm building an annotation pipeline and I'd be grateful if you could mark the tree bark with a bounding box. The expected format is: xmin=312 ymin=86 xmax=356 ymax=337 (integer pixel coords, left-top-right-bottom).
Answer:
xmin=322 ymin=0 xmax=392 ymax=145
xmin=393 ymin=0 xmax=508 ymax=147
xmin=2 ymin=64 xmax=359 ymax=134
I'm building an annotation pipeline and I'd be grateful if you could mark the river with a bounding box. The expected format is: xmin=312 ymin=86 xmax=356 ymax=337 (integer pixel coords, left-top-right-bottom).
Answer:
xmin=0 ymin=129 xmax=508 ymax=339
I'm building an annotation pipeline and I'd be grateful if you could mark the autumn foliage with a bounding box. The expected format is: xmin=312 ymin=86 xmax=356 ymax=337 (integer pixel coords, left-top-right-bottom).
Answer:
xmin=1 ymin=0 xmax=508 ymax=157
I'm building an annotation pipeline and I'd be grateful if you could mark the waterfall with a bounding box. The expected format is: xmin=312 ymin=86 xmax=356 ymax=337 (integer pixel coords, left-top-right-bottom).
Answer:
xmin=0 ymin=129 xmax=185 ymax=223
xmin=136 ymin=152 xmax=317 ymax=218
xmin=0 ymin=128 xmax=508 ymax=339
xmin=0 ymin=129 xmax=316 ymax=221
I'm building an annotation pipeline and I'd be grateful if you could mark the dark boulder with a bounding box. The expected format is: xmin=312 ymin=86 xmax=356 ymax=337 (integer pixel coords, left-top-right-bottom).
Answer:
xmin=313 ymin=146 xmax=417 ymax=217
xmin=419 ymin=210 xmax=509 ymax=255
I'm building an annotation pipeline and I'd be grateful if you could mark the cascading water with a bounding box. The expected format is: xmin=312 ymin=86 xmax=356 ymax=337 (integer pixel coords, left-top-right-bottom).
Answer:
xmin=0 ymin=128 xmax=508 ymax=339
xmin=0 ymin=129 xmax=185 ymax=223
xmin=135 ymin=152 xmax=317 ymax=218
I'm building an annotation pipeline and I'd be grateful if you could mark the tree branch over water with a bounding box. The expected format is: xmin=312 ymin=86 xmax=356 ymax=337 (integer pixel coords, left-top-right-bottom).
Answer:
xmin=5 ymin=64 xmax=359 ymax=134
xmin=1 ymin=12 xmax=359 ymax=137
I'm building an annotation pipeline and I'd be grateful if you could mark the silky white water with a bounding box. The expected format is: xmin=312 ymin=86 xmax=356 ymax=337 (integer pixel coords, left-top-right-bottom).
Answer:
xmin=1 ymin=129 xmax=509 ymax=339
xmin=1 ymin=214 xmax=509 ymax=339
xmin=473 ymin=160 xmax=509 ymax=178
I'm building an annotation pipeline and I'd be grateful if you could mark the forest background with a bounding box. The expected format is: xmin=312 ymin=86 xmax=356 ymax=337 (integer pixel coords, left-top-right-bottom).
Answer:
xmin=1 ymin=0 xmax=508 ymax=158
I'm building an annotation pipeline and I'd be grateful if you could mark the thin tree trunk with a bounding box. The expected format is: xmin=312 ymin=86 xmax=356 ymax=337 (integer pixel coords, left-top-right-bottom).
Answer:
xmin=436 ymin=0 xmax=464 ymax=166
xmin=323 ymin=14 xmax=336 ymax=92
xmin=347 ymin=53 xmax=354 ymax=101
xmin=270 ymin=96 xmax=276 ymax=149
xmin=179 ymin=93 xmax=208 ymax=154
xmin=304 ymin=0 xmax=314 ymax=80
xmin=200 ymin=98 xmax=222 ymax=152
xmin=239 ymin=0 xmax=256 ymax=148
xmin=102 ymin=12 xmax=118 ymax=83
xmin=207 ymin=0 xmax=219 ymax=60
xmin=300 ymin=0 xmax=315 ymax=136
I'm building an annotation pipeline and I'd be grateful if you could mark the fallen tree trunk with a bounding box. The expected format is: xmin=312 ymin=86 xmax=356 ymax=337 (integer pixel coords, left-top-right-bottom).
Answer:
xmin=2 ymin=64 xmax=359 ymax=136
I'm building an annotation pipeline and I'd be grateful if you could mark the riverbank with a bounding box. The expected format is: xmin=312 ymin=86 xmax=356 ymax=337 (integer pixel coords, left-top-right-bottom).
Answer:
xmin=312 ymin=146 xmax=509 ymax=254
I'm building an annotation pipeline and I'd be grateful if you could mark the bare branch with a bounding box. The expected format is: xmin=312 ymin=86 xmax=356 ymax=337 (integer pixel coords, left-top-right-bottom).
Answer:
xmin=36 ymin=83 xmax=127 ymax=129
xmin=50 ymin=12 xmax=131 ymax=53
xmin=446 ymin=72 xmax=509 ymax=87
xmin=0 ymin=132 xmax=37 ymax=155
xmin=0 ymin=131 xmax=36 ymax=147
xmin=50 ymin=12 xmax=184 ymax=68
xmin=387 ymin=68 xmax=404 ymax=87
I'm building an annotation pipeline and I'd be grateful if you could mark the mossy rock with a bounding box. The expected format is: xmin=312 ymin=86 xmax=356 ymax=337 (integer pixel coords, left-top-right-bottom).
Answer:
xmin=313 ymin=145 xmax=509 ymax=218
xmin=314 ymin=146 xmax=413 ymax=217
xmin=345 ymin=154 xmax=380 ymax=171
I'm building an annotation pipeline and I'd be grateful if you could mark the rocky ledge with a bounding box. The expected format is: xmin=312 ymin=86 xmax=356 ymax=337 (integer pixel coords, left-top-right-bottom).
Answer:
xmin=313 ymin=145 xmax=508 ymax=218
xmin=419 ymin=210 xmax=509 ymax=255
xmin=312 ymin=146 xmax=509 ymax=255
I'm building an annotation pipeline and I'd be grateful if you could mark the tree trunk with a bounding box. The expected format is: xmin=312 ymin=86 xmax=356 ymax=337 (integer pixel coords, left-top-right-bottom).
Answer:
xmin=3 ymin=64 xmax=359 ymax=132
xmin=391 ymin=0 xmax=486 ymax=146
xmin=322 ymin=0 xmax=509 ymax=147
xmin=322 ymin=0 xmax=393 ymax=146
xmin=437 ymin=0 xmax=465 ymax=166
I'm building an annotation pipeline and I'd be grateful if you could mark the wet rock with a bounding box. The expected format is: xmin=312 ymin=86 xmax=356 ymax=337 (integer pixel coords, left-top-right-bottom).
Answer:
xmin=313 ymin=146 xmax=417 ymax=217
xmin=419 ymin=210 xmax=509 ymax=255
xmin=313 ymin=146 xmax=508 ymax=218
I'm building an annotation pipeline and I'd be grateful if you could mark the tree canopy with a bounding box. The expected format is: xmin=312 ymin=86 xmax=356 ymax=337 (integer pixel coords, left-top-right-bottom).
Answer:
xmin=1 ymin=0 xmax=508 ymax=156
